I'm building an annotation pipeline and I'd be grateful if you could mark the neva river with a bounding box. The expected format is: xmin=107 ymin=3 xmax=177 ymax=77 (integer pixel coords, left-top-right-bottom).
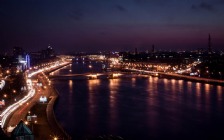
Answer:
xmin=51 ymin=61 xmax=224 ymax=140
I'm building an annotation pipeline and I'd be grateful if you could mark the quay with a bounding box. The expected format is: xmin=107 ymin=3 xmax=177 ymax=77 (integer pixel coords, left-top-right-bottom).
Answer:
xmin=46 ymin=86 xmax=71 ymax=140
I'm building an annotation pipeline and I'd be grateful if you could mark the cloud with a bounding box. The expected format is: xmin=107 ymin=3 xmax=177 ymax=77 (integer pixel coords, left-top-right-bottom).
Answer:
xmin=191 ymin=2 xmax=214 ymax=11
xmin=114 ymin=4 xmax=127 ymax=12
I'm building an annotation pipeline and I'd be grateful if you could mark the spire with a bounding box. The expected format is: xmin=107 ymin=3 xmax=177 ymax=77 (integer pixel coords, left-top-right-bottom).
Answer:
xmin=208 ymin=33 xmax=212 ymax=54
xmin=152 ymin=44 xmax=155 ymax=53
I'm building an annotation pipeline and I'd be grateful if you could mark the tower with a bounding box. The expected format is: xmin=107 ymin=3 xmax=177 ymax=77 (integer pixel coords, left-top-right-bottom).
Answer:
xmin=152 ymin=44 xmax=155 ymax=53
xmin=208 ymin=34 xmax=212 ymax=54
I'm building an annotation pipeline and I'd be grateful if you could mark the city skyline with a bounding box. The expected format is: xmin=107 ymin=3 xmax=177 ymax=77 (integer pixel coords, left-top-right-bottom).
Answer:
xmin=1 ymin=0 xmax=224 ymax=53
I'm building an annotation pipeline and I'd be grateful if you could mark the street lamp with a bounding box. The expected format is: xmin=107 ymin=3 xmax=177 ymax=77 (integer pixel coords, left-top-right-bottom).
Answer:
xmin=197 ymin=69 xmax=200 ymax=77
xmin=206 ymin=70 xmax=210 ymax=78
xmin=13 ymin=90 xmax=16 ymax=94
xmin=89 ymin=65 xmax=93 ymax=73
xmin=6 ymin=70 xmax=10 ymax=74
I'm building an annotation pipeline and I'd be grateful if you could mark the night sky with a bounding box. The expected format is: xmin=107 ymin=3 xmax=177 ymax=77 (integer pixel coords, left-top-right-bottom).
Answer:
xmin=1 ymin=0 xmax=224 ymax=53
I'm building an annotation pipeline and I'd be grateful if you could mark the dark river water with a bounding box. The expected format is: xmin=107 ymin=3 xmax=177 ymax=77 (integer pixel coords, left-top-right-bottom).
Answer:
xmin=51 ymin=61 xmax=224 ymax=140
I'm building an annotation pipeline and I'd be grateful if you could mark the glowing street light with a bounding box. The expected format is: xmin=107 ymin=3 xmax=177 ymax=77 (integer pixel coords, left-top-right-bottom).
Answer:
xmin=197 ymin=69 xmax=200 ymax=77
xmin=6 ymin=70 xmax=10 ymax=74
xmin=13 ymin=90 xmax=16 ymax=93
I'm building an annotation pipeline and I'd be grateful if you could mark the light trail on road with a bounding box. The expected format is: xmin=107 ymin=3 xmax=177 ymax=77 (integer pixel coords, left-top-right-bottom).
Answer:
xmin=0 ymin=60 xmax=70 ymax=128
xmin=0 ymin=87 xmax=35 ymax=128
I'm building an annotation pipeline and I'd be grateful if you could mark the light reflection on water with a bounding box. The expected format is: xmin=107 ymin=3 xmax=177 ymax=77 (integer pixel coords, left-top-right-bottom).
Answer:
xmin=69 ymin=80 xmax=73 ymax=93
xmin=109 ymin=79 xmax=120 ymax=132
xmin=131 ymin=77 xmax=136 ymax=87
xmin=87 ymin=79 xmax=100 ymax=133
xmin=52 ymin=63 xmax=224 ymax=140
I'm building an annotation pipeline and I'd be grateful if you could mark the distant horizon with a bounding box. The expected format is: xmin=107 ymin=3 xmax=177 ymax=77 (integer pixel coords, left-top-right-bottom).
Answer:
xmin=1 ymin=0 xmax=224 ymax=54
xmin=1 ymin=43 xmax=224 ymax=56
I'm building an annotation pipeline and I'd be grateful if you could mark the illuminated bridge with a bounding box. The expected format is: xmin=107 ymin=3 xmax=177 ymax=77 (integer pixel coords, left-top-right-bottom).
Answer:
xmin=49 ymin=69 xmax=224 ymax=85
xmin=49 ymin=70 xmax=160 ymax=80
xmin=49 ymin=73 xmax=124 ymax=79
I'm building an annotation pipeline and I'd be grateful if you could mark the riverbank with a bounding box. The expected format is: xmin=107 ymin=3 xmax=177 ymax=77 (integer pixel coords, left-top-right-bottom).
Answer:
xmin=32 ymin=65 xmax=71 ymax=139
xmin=45 ymin=62 xmax=72 ymax=75
xmin=22 ymin=71 xmax=71 ymax=139
xmin=46 ymin=86 xmax=71 ymax=139
xmin=2 ymin=61 xmax=72 ymax=139
xmin=159 ymin=72 xmax=224 ymax=86
xmin=122 ymin=68 xmax=224 ymax=86
xmin=45 ymin=62 xmax=72 ymax=139
xmin=32 ymin=61 xmax=72 ymax=139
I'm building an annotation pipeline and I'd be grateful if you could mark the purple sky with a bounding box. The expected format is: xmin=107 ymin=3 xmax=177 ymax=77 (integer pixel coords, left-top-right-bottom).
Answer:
xmin=1 ymin=0 xmax=224 ymax=53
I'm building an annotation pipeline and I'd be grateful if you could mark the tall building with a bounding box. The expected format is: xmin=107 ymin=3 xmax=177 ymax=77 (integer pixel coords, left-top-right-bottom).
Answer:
xmin=40 ymin=45 xmax=55 ymax=59
xmin=46 ymin=45 xmax=55 ymax=58
xmin=152 ymin=44 xmax=155 ymax=53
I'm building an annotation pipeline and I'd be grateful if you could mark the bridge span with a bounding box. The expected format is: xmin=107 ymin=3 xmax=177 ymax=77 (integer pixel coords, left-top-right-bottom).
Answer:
xmin=49 ymin=71 xmax=159 ymax=80
xmin=49 ymin=72 xmax=127 ymax=79
xmin=49 ymin=68 xmax=224 ymax=86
